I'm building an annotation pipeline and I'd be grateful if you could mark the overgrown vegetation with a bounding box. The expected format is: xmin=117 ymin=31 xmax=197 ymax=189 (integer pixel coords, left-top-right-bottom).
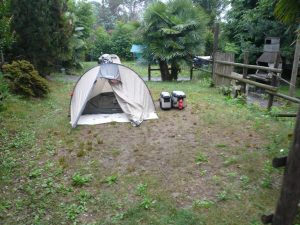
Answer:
xmin=0 ymin=75 xmax=299 ymax=224
xmin=141 ymin=0 xmax=208 ymax=81
xmin=2 ymin=60 xmax=49 ymax=98
xmin=0 ymin=72 xmax=9 ymax=111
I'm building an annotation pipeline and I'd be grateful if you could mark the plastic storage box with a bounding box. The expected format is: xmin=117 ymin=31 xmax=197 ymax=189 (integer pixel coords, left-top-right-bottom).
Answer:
xmin=171 ymin=91 xmax=186 ymax=109
xmin=159 ymin=92 xmax=172 ymax=110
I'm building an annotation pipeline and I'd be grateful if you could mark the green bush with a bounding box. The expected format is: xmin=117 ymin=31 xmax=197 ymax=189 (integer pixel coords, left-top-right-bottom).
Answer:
xmin=111 ymin=22 xmax=136 ymax=60
xmin=0 ymin=73 xmax=10 ymax=111
xmin=2 ymin=60 xmax=49 ymax=98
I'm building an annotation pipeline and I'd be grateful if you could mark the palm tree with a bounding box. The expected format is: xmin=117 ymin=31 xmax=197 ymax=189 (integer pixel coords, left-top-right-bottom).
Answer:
xmin=275 ymin=0 xmax=300 ymax=35
xmin=141 ymin=0 xmax=208 ymax=81
xmin=275 ymin=0 xmax=300 ymax=24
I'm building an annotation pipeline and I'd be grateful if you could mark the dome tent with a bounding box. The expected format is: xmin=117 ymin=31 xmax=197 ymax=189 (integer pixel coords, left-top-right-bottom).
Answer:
xmin=70 ymin=60 xmax=158 ymax=128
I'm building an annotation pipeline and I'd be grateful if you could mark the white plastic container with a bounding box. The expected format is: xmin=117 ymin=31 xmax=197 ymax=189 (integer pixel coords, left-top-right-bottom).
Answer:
xmin=159 ymin=92 xmax=172 ymax=110
xmin=171 ymin=91 xmax=186 ymax=109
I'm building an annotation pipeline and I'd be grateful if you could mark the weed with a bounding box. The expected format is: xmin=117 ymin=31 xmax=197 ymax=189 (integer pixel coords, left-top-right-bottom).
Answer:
xmin=111 ymin=212 xmax=125 ymax=223
xmin=0 ymin=200 xmax=12 ymax=212
xmin=195 ymin=152 xmax=208 ymax=165
xmin=227 ymin=172 xmax=237 ymax=179
xmin=261 ymin=177 xmax=272 ymax=189
xmin=105 ymin=175 xmax=118 ymax=185
xmin=66 ymin=203 xmax=87 ymax=221
xmin=218 ymin=86 xmax=232 ymax=96
xmin=58 ymin=184 xmax=73 ymax=195
xmin=29 ymin=168 xmax=43 ymax=179
xmin=260 ymin=160 xmax=274 ymax=189
xmin=217 ymin=190 xmax=229 ymax=201
xmin=199 ymin=169 xmax=207 ymax=176
xmin=41 ymin=177 xmax=55 ymax=194
xmin=44 ymin=140 xmax=56 ymax=156
xmin=71 ymin=173 xmax=92 ymax=186
xmin=9 ymin=130 xmax=36 ymax=150
xmin=140 ymin=197 xmax=155 ymax=210
xmin=77 ymin=190 xmax=92 ymax=206
xmin=66 ymin=191 xmax=92 ymax=223
xmin=136 ymin=183 xmax=148 ymax=196
xmin=223 ymin=156 xmax=238 ymax=166
xmin=240 ymin=175 xmax=250 ymax=188
xmin=193 ymin=199 xmax=214 ymax=209
xmin=216 ymin=144 xmax=227 ymax=148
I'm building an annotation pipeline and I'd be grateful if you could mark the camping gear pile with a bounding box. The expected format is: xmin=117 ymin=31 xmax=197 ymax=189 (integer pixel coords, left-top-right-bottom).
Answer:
xmin=70 ymin=54 xmax=158 ymax=128
xmin=159 ymin=91 xmax=186 ymax=110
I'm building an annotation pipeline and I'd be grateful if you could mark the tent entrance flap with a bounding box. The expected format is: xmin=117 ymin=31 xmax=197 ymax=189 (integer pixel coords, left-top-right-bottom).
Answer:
xmin=82 ymin=92 xmax=123 ymax=114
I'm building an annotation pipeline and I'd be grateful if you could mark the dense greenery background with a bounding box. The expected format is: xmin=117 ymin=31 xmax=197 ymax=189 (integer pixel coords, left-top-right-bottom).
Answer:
xmin=0 ymin=0 xmax=299 ymax=77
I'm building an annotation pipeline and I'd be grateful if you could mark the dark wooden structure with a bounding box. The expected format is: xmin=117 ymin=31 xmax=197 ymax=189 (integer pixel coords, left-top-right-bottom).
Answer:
xmin=262 ymin=106 xmax=300 ymax=225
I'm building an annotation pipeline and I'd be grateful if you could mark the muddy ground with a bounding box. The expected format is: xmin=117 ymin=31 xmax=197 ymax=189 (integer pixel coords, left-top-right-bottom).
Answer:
xmin=58 ymin=101 xmax=267 ymax=209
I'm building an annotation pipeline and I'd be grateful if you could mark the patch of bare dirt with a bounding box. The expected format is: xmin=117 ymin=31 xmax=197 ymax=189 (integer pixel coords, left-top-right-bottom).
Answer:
xmin=62 ymin=102 xmax=268 ymax=207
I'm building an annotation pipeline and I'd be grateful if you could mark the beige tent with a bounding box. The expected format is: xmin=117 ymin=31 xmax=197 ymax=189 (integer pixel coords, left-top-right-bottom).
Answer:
xmin=70 ymin=62 xmax=158 ymax=128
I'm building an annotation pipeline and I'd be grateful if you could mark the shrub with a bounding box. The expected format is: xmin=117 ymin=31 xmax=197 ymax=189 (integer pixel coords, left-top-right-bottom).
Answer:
xmin=0 ymin=73 xmax=10 ymax=111
xmin=2 ymin=60 xmax=49 ymax=98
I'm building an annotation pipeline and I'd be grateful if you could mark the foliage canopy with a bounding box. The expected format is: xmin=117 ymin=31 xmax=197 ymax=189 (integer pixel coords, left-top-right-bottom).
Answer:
xmin=141 ymin=0 xmax=208 ymax=80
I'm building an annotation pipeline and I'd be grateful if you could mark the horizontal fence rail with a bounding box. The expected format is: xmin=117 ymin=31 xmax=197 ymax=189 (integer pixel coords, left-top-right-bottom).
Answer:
xmin=215 ymin=60 xmax=282 ymax=73
xmin=215 ymin=72 xmax=279 ymax=92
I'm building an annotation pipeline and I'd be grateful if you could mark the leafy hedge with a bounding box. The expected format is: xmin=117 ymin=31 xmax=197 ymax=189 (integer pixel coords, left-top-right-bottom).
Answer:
xmin=2 ymin=60 xmax=49 ymax=98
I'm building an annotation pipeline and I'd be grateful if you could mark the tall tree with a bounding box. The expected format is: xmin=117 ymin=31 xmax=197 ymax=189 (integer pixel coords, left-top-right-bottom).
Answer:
xmin=192 ymin=0 xmax=230 ymax=24
xmin=90 ymin=0 xmax=150 ymax=29
xmin=0 ymin=0 xmax=14 ymax=64
xmin=275 ymin=0 xmax=300 ymax=25
xmin=11 ymin=0 xmax=72 ymax=74
xmin=111 ymin=21 xmax=140 ymax=59
xmin=68 ymin=0 xmax=95 ymax=63
xmin=224 ymin=0 xmax=297 ymax=63
xmin=141 ymin=0 xmax=208 ymax=81
xmin=89 ymin=26 xmax=113 ymax=60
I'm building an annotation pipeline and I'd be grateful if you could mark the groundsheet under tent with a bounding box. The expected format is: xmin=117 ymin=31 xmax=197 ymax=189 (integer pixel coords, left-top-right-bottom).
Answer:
xmin=77 ymin=112 xmax=158 ymax=125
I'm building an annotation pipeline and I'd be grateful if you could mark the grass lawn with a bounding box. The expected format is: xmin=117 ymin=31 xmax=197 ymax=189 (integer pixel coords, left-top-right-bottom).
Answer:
xmin=0 ymin=70 xmax=299 ymax=224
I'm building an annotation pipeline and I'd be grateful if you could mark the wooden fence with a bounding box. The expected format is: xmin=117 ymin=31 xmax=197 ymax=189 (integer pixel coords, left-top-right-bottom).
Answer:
xmin=148 ymin=64 xmax=202 ymax=81
xmin=212 ymin=51 xmax=300 ymax=110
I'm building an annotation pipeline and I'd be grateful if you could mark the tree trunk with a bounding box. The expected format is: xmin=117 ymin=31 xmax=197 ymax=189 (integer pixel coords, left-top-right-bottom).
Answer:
xmin=159 ymin=60 xmax=171 ymax=81
xmin=171 ymin=61 xmax=180 ymax=81
xmin=272 ymin=106 xmax=300 ymax=225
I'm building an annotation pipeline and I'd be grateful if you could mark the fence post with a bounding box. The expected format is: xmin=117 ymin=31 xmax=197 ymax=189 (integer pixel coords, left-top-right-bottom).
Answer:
xmin=242 ymin=51 xmax=249 ymax=94
xmin=212 ymin=23 xmax=219 ymax=82
xmin=148 ymin=64 xmax=151 ymax=81
xmin=190 ymin=67 xmax=193 ymax=80
xmin=267 ymin=53 xmax=280 ymax=111
xmin=270 ymin=107 xmax=300 ymax=225
xmin=289 ymin=38 xmax=300 ymax=97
